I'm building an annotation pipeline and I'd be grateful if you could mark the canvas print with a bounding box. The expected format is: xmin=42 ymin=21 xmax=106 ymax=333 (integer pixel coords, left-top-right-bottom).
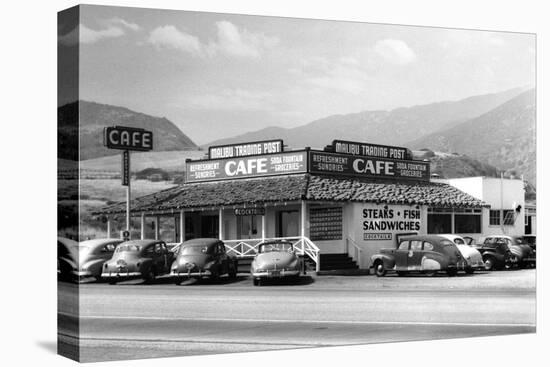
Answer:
xmin=57 ymin=4 xmax=536 ymax=363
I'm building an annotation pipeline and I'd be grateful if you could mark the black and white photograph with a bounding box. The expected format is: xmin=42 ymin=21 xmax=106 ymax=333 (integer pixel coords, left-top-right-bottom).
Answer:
xmin=54 ymin=3 xmax=540 ymax=363
xmin=4 ymin=1 xmax=547 ymax=366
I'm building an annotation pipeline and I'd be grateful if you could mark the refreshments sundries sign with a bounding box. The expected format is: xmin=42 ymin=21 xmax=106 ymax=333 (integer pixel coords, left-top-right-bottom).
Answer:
xmin=186 ymin=151 xmax=307 ymax=183
xmin=332 ymin=139 xmax=411 ymax=160
xmin=309 ymin=151 xmax=430 ymax=181
xmin=209 ymin=139 xmax=284 ymax=159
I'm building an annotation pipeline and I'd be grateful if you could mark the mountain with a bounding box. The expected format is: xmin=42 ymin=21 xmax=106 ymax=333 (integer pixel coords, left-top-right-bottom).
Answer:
xmin=205 ymin=87 xmax=527 ymax=149
xmin=58 ymin=101 xmax=197 ymax=160
xmin=409 ymin=89 xmax=536 ymax=185
xmin=412 ymin=150 xmax=501 ymax=179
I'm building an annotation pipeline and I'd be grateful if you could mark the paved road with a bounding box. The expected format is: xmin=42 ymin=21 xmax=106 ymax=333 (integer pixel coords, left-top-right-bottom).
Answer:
xmin=58 ymin=270 xmax=536 ymax=362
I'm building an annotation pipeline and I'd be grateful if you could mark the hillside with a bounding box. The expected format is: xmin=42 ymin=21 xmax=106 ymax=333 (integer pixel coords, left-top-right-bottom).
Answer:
xmin=409 ymin=89 xmax=536 ymax=185
xmin=412 ymin=150 xmax=501 ymax=179
xmin=58 ymin=101 xmax=198 ymax=160
xmin=205 ymin=87 xmax=526 ymax=150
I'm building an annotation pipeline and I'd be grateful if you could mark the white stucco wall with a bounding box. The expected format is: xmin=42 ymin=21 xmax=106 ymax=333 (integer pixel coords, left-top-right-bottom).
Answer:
xmin=434 ymin=177 xmax=525 ymax=236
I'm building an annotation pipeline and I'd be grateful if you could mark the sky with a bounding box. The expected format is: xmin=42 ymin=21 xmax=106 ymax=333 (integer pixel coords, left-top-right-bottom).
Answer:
xmin=58 ymin=5 xmax=536 ymax=145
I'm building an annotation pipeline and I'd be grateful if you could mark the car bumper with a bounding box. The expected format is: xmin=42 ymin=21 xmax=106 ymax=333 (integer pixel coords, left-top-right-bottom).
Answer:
xmin=252 ymin=269 xmax=300 ymax=278
xmin=171 ymin=270 xmax=212 ymax=277
xmin=101 ymin=272 xmax=142 ymax=278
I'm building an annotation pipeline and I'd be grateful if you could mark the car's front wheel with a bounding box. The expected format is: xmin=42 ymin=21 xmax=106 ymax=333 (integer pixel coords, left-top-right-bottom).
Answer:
xmin=253 ymin=278 xmax=260 ymax=286
xmin=374 ymin=262 xmax=386 ymax=277
xmin=483 ymin=256 xmax=496 ymax=271
xmin=465 ymin=267 xmax=475 ymax=275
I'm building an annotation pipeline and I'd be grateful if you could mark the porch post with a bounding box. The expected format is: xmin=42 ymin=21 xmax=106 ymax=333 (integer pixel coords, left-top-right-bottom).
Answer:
xmin=140 ymin=213 xmax=145 ymax=240
xmin=106 ymin=218 xmax=111 ymax=239
xmin=180 ymin=209 xmax=185 ymax=243
xmin=262 ymin=210 xmax=266 ymax=242
xmin=154 ymin=216 xmax=160 ymax=240
xmin=219 ymin=208 xmax=224 ymax=240
xmin=301 ymin=200 xmax=307 ymax=239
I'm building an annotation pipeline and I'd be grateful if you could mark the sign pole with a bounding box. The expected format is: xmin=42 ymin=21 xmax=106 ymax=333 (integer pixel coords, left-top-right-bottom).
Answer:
xmin=126 ymin=150 xmax=131 ymax=233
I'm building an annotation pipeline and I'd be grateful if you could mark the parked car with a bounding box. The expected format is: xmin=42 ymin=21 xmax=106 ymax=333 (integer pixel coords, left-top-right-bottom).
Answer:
xmin=473 ymin=236 xmax=515 ymax=270
xmin=58 ymin=237 xmax=78 ymax=282
xmin=250 ymin=240 xmax=305 ymax=286
xmin=522 ymin=235 xmax=536 ymax=267
xmin=440 ymin=234 xmax=484 ymax=274
xmin=101 ymin=240 xmax=174 ymax=284
xmin=371 ymin=234 xmax=467 ymax=277
xmin=77 ymin=238 xmax=124 ymax=281
xmin=170 ymin=238 xmax=238 ymax=284
xmin=474 ymin=235 xmax=535 ymax=270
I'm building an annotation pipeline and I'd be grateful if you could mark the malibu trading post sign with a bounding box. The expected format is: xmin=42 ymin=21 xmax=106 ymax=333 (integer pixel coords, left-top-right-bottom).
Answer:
xmin=332 ymin=139 xmax=411 ymax=160
xmin=209 ymin=139 xmax=283 ymax=159
xmin=186 ymin=150 xmax=307 ymax=183
xmin=309 ymin=151 xmax=430 ymax=181
xmin=104 ymin=126 xmax=153 ymax=151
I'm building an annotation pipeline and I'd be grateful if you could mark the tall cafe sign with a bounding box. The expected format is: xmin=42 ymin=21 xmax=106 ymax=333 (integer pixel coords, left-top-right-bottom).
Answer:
xmin=104 ymin=126 xmax=153 ymax=238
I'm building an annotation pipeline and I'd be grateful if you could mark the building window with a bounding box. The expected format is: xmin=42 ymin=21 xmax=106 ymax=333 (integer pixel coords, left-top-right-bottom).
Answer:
xmin=503 ymin=210 xmax=515 ymax=226
xmin=454 ymin=214 xmax=481 ymax=233
xmin=428 ymin=213 xmax=452 ymax=234
xmin=489 ymin=210 xmax=500 ymax=226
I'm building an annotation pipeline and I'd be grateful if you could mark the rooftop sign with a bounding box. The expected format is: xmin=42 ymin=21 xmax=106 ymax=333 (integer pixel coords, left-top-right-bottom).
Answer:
xmin=186 ymin=150 xmax=307 ymax=183
xmin=309 ymin=151 xmax=430 ymax=182
xmin=209 ymin=139 xmax=284 ymax=159
xmin=332 ymin=139 xmax=411 ymax=160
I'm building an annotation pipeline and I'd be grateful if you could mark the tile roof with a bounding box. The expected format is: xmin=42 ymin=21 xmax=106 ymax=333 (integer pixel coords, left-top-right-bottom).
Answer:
xmin=94 ymin=174 xmax=488 ymax=215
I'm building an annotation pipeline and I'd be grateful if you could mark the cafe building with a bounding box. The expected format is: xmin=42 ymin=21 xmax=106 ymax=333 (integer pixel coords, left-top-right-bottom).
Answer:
xmin=95 ymin=139 xmax=489 ymax=272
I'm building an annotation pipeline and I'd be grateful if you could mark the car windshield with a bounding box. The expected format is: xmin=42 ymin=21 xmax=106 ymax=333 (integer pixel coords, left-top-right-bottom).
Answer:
xmin=259 ymin=243 xmax=293 ymax=253
xmin=180 ymin=246 xmax=211 ymax=255
xmin=441 ymin=240 xmax=455 ymax=247
xmin=453 ymin=238 xmax=465 ymax=245
xmin=115 ymin=244 xmax=141 ymax=253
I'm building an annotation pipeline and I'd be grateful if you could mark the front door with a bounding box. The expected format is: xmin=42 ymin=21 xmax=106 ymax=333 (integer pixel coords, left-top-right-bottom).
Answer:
xmin=394 ymin=240 xmax=410 ymax=270
xmin=407 ymin=240 xmax=424 ymax=270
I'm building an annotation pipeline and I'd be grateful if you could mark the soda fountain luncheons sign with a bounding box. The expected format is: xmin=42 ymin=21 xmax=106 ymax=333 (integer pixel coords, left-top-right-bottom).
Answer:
xmin=186 ymin=151 xmax=307 ymax=183
xmin=309 ymin=151 xmax=430 ymax=181
xmin=332 ymin=139 xmax=411 ymax=160
xmin=209 ymin=139 xmax=284 ymax=159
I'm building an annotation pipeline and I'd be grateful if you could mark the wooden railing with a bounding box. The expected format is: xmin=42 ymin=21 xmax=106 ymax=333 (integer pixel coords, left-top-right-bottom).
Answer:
xmin=346 ymin=237 xmax=363 ymax=268
xmin=224 ymin=236 xmax=321 ymax=272
xmin=168 ymin=236 xmax=321 ymax=272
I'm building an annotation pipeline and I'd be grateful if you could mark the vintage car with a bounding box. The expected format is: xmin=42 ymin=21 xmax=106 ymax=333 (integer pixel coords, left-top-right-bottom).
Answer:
xmin=440 ymin=234 xmax=484 ymax=274
xmin=250 ymin=240 xmax=305 ymax=286
xmin=57 ymin=237 xmax=78 ymax=282
xmin=371 ymin=234 xmax=467 ymax=277
xmin=170 ymin=238 xmax=238 ymax=284
xmin=101 ymin=240 xmax=174 ymax=284
xmin=474 ymin=235 xmax=535 ymax=270
xmin=77 ymin=238 xmax=124 ymax=281
xmin=522 ymin=235 xmax=536 ymax=267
